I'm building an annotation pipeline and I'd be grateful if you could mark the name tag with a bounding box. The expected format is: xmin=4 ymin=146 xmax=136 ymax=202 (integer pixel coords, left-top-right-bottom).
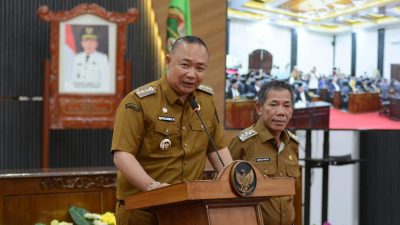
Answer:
xmin=256 ymin=157 xmax=271 ymax=162
xmin=158 ymin=116 xmax=175 ymax=122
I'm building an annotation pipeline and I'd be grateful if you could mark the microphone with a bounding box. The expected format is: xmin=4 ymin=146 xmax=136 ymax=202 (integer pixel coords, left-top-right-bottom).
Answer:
xmin=190 ymin=99 xmax=225 ymax=167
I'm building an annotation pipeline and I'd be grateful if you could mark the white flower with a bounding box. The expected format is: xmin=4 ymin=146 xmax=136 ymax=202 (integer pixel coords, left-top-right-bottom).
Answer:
xmin=93 ymin=220 xmax=108 ymax=225
xmin=84 ymin=213 xmax=102 ymax=220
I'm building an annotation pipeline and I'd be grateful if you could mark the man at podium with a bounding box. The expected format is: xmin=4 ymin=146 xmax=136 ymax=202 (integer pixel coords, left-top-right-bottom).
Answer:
xmin=229 ymin=80 xmax=300 ymax=225
xmin=111 ymin=36 xmax=233 ymax=225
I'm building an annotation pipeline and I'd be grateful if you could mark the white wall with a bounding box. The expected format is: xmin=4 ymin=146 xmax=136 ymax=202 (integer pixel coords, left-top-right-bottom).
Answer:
xmin=335 ymin=33 xmax=352 ymax=76
xmin=355 ymin=29 xmax=378 ymax=77
xmin=328 ymin=131 xmax=360 ymax=225
xmin=297 ymin=130 xmax=360 ymax=225
xmin=228 ymin=19 xmax=291 ymax=74
xmin=384 ymin=26 xmax=400 ymax=80
xmin=229 ymin=19 xmax=400 ymax=80
xmin=297 ymin=29 xmax=334 ymax=76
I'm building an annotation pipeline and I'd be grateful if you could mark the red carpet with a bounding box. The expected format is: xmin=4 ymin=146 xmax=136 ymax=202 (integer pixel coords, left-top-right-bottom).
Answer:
xmin=329 ymin=108 xmax=400 ymax=130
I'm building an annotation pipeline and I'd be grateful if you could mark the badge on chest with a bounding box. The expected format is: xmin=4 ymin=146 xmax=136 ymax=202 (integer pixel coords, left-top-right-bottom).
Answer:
xmin=160 ymin=138 xmax=171 ymax=151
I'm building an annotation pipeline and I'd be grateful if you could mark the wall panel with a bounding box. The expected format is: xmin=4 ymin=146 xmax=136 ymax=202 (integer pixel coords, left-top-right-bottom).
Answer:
xmin=0 ymin=0 xmax=162 ymax=169
xmin=360 ymin=131 xmax=400 ymax=225
xmin=153 ymin=0 xmax=228 ymax=137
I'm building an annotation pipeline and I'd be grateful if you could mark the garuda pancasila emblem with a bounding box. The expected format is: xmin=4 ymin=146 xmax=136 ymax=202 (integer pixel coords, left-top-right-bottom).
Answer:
xmin=230 ymin=161 xmax=257 ymax=197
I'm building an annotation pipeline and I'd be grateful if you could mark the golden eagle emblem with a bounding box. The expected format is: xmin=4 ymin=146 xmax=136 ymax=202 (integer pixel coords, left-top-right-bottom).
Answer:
xmin=236 ymin=168 xmax=255 ymax=193
xmin=230 ymin=161 xmax=257 ymax=196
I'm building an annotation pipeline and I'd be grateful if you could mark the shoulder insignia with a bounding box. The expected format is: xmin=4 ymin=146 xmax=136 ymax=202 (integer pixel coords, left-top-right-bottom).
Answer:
xmin=134 ymin=86 xmax=156 ymax=98
xmin=125 ymin=103 xmax=141 ymax=112
xmin=286 ymin=130 xmax=299 ymax=144
xmin=197 ymin=84 xmax=214 ymax=95
xmin=237 ymin=128 xmax=258 ymax=142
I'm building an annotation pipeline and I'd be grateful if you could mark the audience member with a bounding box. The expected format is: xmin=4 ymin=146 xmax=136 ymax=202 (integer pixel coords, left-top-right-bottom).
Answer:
xmin=226 ymin=78 xmax=242 ymax=99
xmin=308 ymin=66 xmax=319 ymax=94
xmin=294 ymin=82 xmax=311 ymax=106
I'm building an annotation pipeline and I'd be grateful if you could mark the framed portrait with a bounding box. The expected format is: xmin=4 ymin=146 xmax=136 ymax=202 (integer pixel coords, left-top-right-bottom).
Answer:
xmin=38 ymin=3 xmax=138 ymax=167
xmin=59 ymin=14 xmax=117 ymax=94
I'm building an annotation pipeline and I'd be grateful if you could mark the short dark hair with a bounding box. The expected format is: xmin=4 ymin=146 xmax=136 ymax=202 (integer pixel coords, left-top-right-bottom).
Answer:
xmin=257 ymin=80 xmax=294 ymax=105
xmin=170 ymin=36 xmax=209 ymax=55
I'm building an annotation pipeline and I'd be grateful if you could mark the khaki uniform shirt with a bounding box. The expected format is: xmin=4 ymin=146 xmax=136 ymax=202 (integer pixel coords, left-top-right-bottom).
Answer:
xmin=229 ymin=120 xmax=300 ymax=225
xmin=111 ymin=77 xmax=227 ymax=200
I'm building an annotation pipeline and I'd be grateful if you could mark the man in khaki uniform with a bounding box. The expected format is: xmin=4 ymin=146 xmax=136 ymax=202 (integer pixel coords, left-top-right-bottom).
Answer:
xmin=229 ymin=80 xmax=300 ymax=225
xmin=111 ymin=36 xmax=233 ymax=225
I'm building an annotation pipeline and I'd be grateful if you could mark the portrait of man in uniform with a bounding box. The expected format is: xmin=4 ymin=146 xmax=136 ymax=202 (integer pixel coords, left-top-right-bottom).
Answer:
xmin=72 ymin=26 xmax=110 ymax=91
xmin=59 ymin=16 xmax=117 ymax=94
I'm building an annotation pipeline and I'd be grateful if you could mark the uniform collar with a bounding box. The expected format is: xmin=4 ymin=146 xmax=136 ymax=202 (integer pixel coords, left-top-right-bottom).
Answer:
xmin=254 ymin=119 xmax=290 ymax=145
xmin=160 ymin=76 xmax=195 ymax=105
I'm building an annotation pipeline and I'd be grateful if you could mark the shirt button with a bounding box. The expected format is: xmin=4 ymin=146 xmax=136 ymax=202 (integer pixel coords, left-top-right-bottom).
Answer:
xmin=182 ymin=126 xmax=186 ymax=130
xmin=279 ymin=172 xmax=283 ymax=176
xmin=183 ymin=144 xmax=188 ymax=148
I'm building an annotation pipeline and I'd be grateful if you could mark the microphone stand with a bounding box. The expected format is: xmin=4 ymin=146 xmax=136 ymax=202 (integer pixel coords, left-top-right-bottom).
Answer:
xmin=191 ymin=99 xmax=225 ymax=167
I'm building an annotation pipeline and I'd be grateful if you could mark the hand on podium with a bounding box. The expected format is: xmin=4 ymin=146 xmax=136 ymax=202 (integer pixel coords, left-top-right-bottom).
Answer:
xmin=145 ymin=181 xmax=170 ymax=191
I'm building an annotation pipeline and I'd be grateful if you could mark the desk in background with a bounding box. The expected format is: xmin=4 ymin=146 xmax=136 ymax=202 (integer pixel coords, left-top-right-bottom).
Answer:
xmin=348 ymin=92 xmax=381 ymax=113
xmin=389 ymin=97 xmax=400 ymax=120
xmin=0 ymin=167 xmax=116 ymax=225
xmin=225 ymin=100 xmax=330 ymax=129
xmin=289 ymin=101 xmax=331 ymax=129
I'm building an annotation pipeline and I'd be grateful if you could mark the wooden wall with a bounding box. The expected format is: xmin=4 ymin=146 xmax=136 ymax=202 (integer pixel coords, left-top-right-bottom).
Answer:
xmin=152 ymin=0 xmax=233 ymax=139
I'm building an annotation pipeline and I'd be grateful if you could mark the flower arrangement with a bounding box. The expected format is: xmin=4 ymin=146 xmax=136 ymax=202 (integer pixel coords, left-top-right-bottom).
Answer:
xmin=35 ymin=205 xmax=116 ymax=225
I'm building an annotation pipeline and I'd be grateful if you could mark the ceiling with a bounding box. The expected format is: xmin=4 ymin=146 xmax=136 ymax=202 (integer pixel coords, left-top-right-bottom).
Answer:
xmin=228 ymin=0 xmax=400 ymax=33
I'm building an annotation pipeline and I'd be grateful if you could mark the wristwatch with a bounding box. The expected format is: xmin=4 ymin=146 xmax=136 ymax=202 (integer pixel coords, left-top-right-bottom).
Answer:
xmin=145 ymin=181 xmax=161 ymax=191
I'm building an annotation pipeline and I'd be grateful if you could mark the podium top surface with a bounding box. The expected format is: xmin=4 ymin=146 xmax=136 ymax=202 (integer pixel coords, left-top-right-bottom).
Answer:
xmin=125 ymin=162 xmax=295 ymax=210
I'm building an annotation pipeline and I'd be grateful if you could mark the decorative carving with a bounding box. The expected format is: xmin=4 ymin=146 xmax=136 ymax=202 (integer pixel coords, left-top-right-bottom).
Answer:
xmin=41 ymin=176 xmax=116 ymax=189
xmin=37 ymin=4 xmax=139 ymax=23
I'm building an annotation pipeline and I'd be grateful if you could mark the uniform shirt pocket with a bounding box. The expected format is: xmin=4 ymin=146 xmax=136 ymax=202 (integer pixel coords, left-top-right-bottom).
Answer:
xmin=190 ymin=120 xmax=210 ymax=150
xmin=253 ymin=161 xmax=275 ymax=177
xmin=286 ymin=162 xmax=300 ymax=178
xmin=190 ymin=119 xmax=211 ymax=131
xmin=155 ymin=122 xmax=179 ymax=136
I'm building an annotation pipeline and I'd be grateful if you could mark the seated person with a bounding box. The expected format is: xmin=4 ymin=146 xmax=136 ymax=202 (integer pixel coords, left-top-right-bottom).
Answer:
xmin=226 ymin=78 xmax=242 ymax=99
xmin=294 ymin=82 xmax=311 ymax=107
xmin=393 ymin=80 xmax=400 ymax=98
xmin=340 ymin=80 xmax=353 ymax=109
xmin=326 ymin=77 xmax=340 ymax=102
xmin=355 ymin=80 xmax=367 ymax=93
xmin=245 ymin=77 xmax=258 ymax=96
xmin=379 ymin=78 xmax=391 ymax=101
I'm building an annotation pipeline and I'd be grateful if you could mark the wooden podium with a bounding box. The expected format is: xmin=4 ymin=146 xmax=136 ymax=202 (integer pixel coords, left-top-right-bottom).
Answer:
xmin=125 ymin=161 xmax=295 ymax=225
